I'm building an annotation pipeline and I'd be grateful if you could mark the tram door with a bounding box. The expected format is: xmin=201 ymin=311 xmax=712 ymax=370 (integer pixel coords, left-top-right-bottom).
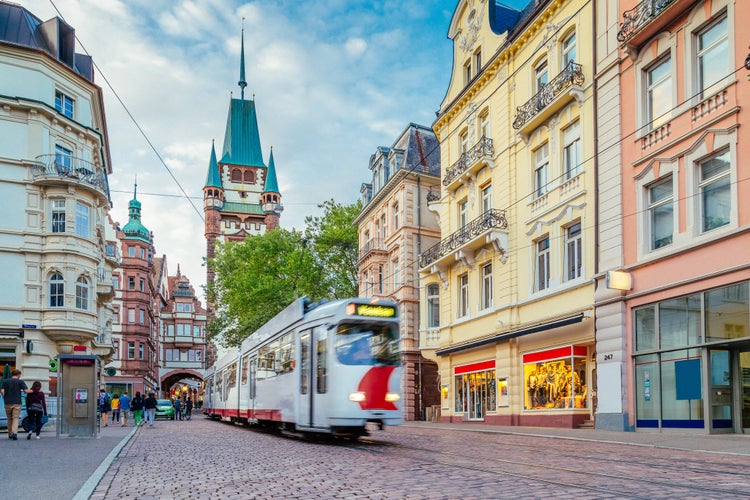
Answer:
xmin=298 ymin=327 xmax=327 ymax=429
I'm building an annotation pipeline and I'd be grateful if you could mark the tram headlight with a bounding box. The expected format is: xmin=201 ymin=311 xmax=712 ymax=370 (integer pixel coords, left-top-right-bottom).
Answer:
xmin=349 ymin=392 xmax=366 ymax=402
xmin=385 ymin=392 xmax=400 ymax=402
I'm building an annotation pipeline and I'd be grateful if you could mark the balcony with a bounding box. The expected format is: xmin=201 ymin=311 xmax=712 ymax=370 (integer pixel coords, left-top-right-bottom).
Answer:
xmin=97 ymin=268 xmax=115 ymax=299
xmin=443 ymin=136 xmax=494 ymax=191
xmin=357 ymin=238 xmax=388 ymax=265
xmin=31 ymin=154 xmax=109 ymax=198
xmin=419 ymin=209 xmax=508 ymax=270
xmin=105 ymin=243 xmax=121 ymax=266
xmin=426 ymin=188 xmax=441 ymax=203
xmin=513 ymin=61 xmax=584 ymax=136
xmin=617 ymin=0 xmax=697 ymax=53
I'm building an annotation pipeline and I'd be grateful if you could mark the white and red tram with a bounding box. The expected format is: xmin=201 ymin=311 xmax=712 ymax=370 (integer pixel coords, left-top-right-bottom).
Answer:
xmin=203 ymin=297 xmax=403 ymax=438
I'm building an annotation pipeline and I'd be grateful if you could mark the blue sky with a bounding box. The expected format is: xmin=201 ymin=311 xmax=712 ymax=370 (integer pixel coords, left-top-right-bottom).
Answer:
xmin=22 ymin=0 xmax=530 ymax=299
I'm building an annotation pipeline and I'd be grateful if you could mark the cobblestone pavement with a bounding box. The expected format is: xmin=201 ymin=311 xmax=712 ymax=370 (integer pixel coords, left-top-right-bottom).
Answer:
xmin=90 ymin=417 xmax=750 ymax=499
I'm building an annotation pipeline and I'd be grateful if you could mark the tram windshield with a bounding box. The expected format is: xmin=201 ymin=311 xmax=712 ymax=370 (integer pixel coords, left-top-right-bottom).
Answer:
xmin=335 ymin=323 xmax=400 ymax=366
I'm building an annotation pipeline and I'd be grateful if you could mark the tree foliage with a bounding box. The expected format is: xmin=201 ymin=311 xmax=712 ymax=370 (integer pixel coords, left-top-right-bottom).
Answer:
xmin=207 ymin=199 xmax=361 ymax=348
xmin=304 ymin=198 xmax=362 ymax=298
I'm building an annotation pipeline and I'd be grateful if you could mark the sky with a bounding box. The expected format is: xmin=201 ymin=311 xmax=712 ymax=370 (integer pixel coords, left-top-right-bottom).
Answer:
xmin=23 ymin=0 xmax=530 ymax=302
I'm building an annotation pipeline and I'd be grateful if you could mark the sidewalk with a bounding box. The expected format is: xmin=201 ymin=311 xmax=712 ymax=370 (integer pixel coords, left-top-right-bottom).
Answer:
xmin=402 ymin=420 xmax=750 ymax=456
xmin=0 ymin=421 xmax=135 ymax=500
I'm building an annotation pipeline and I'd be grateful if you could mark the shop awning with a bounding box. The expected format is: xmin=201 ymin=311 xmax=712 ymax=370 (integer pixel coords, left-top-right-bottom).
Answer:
xmin=435 ymin=313 xmax=586 ymax=356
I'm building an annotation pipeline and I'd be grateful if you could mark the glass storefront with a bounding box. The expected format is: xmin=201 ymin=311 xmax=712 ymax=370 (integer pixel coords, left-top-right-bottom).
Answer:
xmin=633 ymin=280 xmax=750 ymax=431
xmin=454 ymin=360 xmax=496 ymax=420
xmin=523 ymin=345 xmax=588 ymax=410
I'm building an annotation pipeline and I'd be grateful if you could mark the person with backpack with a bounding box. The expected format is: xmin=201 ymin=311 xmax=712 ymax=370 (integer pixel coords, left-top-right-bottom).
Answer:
xmin=98 ymin=389 xmax=111 ymax=427
xmin=130 ymin=391 xmax=144 ymax=426
xmin=144 ymin=392 xmax=157 ymax=427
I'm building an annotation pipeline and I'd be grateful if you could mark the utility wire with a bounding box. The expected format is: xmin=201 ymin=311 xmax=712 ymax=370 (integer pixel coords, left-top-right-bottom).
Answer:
xmin=48 ymin=0 xmax=205 ymax=224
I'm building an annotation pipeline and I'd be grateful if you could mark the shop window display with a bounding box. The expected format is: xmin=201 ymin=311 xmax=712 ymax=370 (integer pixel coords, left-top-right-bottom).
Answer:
xmin=523 ymin=347 xmax=588 ymax=410
xmin=454 ymin=369 xmax=496 ymax=420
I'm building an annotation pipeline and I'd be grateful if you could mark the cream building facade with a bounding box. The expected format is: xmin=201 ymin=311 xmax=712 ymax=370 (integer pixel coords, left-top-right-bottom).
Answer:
xmin=421 ymin=0 xmax=596 ymax=428
xmin=355 ymin=123 xmax=442 ymax=421
xmin=0 ymin=2 xmax=115 ymax=393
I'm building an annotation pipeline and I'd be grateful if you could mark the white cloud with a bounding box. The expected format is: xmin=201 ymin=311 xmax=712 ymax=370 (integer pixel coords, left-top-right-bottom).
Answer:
xmin=344 ymin=37 xmax=368 ymax=58
xmin=21 ymin=0 xmax=453 ymax=300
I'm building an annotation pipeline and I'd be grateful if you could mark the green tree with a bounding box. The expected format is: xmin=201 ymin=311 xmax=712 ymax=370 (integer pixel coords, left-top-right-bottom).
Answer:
xmin=206 ymin=199 xmax=362 ymax=348
xmin=206 ymin=228 xmax=325 ymax=348
xmin=304 ymin=198 xmax=361 ymax=298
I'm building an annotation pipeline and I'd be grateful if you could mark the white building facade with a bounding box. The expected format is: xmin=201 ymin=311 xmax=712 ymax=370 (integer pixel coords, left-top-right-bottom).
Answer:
xmin=0 ymin=2 xmax=115 ymax=393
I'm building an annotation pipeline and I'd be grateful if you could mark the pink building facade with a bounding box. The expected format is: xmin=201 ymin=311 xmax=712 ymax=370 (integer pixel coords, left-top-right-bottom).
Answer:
xmin=599 ymin=0 xmax=750 ymax=433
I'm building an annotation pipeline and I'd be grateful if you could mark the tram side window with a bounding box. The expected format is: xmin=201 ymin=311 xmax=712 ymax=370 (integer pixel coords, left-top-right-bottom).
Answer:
xmin=278 ymin=333 xmax=295 ymax=374
xmin=227 ymin=362 xmax=238 ymax=393
xmin=241 ymin=355 xmax=249 ymax=385
xmin=316 ymin=326 xmax=327 ymax=394
xmin=216 ymin=371 xmax=224 ymax=401
xmin=257 ymin=345 xmax=276 ymax=380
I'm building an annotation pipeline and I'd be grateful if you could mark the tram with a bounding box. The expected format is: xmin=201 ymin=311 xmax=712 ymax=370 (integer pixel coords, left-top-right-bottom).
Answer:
xmin=203 ymin=297 xmax=403 ymax=438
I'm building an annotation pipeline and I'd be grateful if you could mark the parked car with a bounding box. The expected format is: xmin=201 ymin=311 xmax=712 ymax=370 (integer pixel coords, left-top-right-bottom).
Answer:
xmin=155 ymin=399 xmax=175 ymax=419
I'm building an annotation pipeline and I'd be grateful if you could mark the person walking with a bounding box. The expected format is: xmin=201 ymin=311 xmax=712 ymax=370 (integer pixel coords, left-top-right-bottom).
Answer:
xmin=185 ymin=397 xmax=193 ymax=421
xmin=25 ymin=381 xmax=47 ymax=439
xmin=98 ymin=389 xmax=111 ymax=427
xmin=1 ymin=369 xmax=31 ymax=440
xmin=173 ymin=397 xmax=182 ymax=421
xmin=144 ymin=392 xmax=157 ymax=427
xmin=131 ymin=391 xmax=144 ymax=426
xmin=110 ymin=393 xmax=120 ymax=424
xmin=119 ymin=392 xmax=131 ymax=427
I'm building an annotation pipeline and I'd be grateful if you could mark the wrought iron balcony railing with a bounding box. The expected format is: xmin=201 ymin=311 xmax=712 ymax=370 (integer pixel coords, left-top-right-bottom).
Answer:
xmin=31 ymin=154 xmax=108 ymax=193
xmin=358 ymin=238 xmax=388 ymax=262
xmin=617 ymin=0 xmax=676 ymax=43
xmin=426 ymin=188 xmax=440 ymax=203
xmin=512 ymin=61 xmax=584 ymax=130
xmin=419 ymin=209 xmax=508 ymax=268
xmin=443 ymin=136 xmax=494 ymax=187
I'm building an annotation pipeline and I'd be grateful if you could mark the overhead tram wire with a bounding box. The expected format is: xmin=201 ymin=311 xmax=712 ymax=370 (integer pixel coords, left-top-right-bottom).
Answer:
xmin=48 ymin=0 xmax=205 ymax=224
xmin=377 ymin=59 xmax=750 ymax=291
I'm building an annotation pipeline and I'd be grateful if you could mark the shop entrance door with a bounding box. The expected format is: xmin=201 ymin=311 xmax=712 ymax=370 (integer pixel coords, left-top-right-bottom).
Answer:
xmin=709 ymin=350 xmax=732 ymax=433
xmin=466 ymin=372 xmax=485 ymax=421
xmin=740 ymin=351 xmax=750 ymax=433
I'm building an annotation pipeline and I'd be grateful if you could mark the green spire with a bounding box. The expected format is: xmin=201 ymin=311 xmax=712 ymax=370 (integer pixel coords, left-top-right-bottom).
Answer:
xmin=264 ymin=147 xmax=279 ymax=193
xmin=122 ymin=180 xmax=150 ymax=243
xmin=204 ymin=140 xmax=222 ymax=188
xmin=239 ymin=20 xmax=247 ymax=100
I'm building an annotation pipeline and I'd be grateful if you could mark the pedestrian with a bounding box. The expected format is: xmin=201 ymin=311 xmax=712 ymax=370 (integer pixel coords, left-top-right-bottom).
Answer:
xmin=144 ymin=392 xmax=157 ymax=427
xmin=173 ymin=397 xmax=182 ymax=420
xmin=111 ymin=393 xmax=120 ymax=423
xmin=1 ymin=369 xmax=31 ymax=440
xmin=185 ymin=397 xmax=193 ymax=421
xmin=25 ymin=381 xmax=47 ymax=440
xmin=131 ymin=391 xmax=144 ymax=426
xmin=119 ymin=392 xmax=131 ymax=427
xmin=98 ymin=389 xmax=111 ymax=427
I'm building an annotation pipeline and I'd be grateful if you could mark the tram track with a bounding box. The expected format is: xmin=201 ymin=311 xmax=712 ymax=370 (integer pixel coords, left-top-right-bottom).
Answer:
xmin=348 ymin=434 xmax=750 ymax=499
xmin=387 ymin=427 xmax=750 ymax=478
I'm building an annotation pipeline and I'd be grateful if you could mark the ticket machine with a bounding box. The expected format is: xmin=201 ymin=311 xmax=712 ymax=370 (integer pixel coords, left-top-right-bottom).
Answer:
xmin=57 ymin=354 xmax=98 ymax=437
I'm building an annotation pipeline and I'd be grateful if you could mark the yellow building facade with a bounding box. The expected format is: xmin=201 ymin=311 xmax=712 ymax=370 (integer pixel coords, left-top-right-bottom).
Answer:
xmin=420 ymin=0 xmax=596 ymax=427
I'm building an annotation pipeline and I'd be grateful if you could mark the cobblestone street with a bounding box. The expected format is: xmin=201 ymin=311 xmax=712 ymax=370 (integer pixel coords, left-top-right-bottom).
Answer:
xmin=90 ymin=417 xmax=750 ymax=499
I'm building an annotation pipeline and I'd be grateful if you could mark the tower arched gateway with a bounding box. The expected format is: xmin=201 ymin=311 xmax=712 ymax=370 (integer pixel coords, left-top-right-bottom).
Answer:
xmin=158 ymin=269 xmax=207 ymax=401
